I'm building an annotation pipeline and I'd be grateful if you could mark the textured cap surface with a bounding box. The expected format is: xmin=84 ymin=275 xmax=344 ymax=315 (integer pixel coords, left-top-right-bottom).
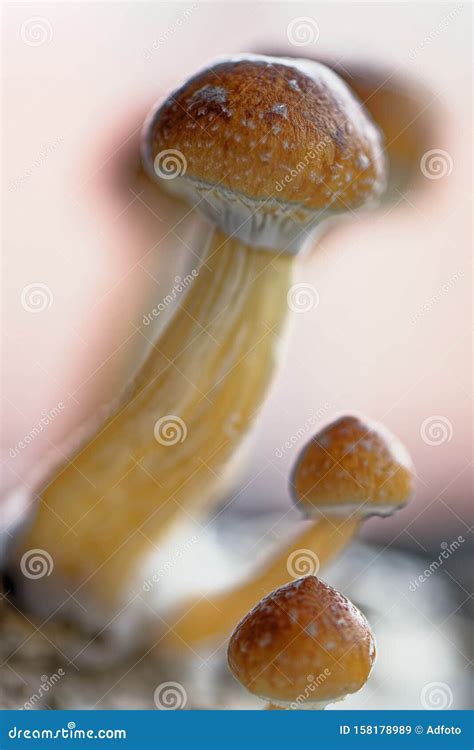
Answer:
xmin=292 ymin=415 xmax=413 ymax=517
xmin=143 ymin=55 xmax=387 ymax=251
xmin=228 ymin=576 xmax=375 ymax=705
xmin=144 ymin=55 xmax=386 ymax=214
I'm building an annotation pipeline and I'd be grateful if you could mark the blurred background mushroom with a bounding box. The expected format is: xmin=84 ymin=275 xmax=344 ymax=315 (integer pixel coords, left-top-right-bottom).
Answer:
xmin=1 ymin=0 xmax=471 ymax=710
xmin=262 ymin=52 xmax=440 ymax=203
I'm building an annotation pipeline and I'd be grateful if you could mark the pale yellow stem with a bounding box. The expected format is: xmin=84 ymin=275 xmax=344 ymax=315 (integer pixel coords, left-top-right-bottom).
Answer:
xmin=15 ymin=231 xmax=293 ymax=605
xmin=161 ymin=516 xmax=359 ymax=646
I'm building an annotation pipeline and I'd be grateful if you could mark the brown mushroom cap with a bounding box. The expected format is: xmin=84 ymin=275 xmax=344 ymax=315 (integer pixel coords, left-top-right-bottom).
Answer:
xmin=228 ymin=576 xmax=376 ymax=707
xmin=292 ymin=415 xmax=414 ymax=518
xmin=143 ymin=55 xmax=387 ymax=251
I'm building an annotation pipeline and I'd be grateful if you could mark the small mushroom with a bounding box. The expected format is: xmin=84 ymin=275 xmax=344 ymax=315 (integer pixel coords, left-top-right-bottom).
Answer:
xmin=291 ymin=414 xmax=414 ymax=519
xmin=227 ymin=575 xmax=376 ymax=709
xmin=164 ymin=414 xmax=413 ymax=646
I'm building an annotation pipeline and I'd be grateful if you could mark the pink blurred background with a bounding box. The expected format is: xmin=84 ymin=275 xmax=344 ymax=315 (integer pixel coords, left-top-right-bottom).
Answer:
xmin=2 ymin=1 xmax=472 ymax=554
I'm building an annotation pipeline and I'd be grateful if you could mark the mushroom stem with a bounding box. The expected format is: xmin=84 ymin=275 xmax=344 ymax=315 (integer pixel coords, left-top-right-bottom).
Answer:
xmin=14 ymin=230 xmax=293 ymax=607
xmin=161 ymin=516 xmax=359 ymax=646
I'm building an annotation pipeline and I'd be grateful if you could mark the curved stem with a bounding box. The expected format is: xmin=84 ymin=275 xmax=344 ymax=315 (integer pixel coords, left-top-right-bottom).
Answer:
xmin=162 ymin=516 xmax=359 ymax=646
xmin=15 ymin=231 xmax=293 ymax=606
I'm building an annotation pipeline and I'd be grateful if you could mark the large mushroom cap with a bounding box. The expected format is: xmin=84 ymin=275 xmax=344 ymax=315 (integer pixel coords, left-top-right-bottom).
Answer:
xmin=228 ymin=576 xmax=376 ymax=707
xmin=292 ymin=415 xmax=414 ymax=518
xmin=143 ymin=55 xmax=387 ymax=251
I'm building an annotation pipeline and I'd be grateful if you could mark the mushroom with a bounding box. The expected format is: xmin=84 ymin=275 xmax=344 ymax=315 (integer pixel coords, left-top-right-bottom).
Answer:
xmin=291 ymin=414 xmax=414 ymax=519
xmin=164 ymin=414 xmax=413 ymax=646
xmin=12 ymin=56 xmax=386 ymax=618
xmin=227 ymin=575 xmax=376 ymax=709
